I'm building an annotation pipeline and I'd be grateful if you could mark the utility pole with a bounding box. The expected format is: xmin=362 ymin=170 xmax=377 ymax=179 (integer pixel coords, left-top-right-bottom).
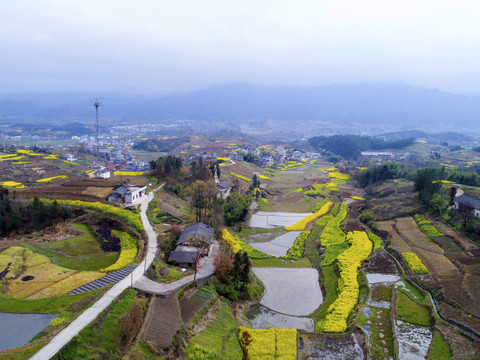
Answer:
xmin=92 ymin=97 xmax=103 ymax=154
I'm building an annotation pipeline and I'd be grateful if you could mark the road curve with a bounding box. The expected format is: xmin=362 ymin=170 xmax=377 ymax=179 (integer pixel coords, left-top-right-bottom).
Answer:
xmin=30 ymin=184 xmax=164 ymax=360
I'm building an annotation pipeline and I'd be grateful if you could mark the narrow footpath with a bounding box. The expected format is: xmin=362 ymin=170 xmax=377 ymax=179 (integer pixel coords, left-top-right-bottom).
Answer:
xmin=30 ymin=184 xmax=164 ymax=360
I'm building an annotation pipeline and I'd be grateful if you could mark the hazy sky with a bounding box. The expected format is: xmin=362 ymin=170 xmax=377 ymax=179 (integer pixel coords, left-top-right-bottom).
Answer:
xmin=1 ymin=0 xmax=480 ymax=95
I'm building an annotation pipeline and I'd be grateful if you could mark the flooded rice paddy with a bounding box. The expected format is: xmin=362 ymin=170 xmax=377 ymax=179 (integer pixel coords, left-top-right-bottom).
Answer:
xmin=253 ymin=267 xmax=322 ymax=316
xmin=0 ymin=312 xmax=57 ymax=350
xmin=250 ymin=231 xmax=301 ymax=256
xmin=249 ymin=211 xmax=312 ymax=228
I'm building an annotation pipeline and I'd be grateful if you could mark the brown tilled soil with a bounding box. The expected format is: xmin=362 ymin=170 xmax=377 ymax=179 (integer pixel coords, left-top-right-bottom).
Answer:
xmin=179 ymin=293 xmax=208 ymax=324
xmin=437 ymin=323 xmax=480 ymax=360
xmin=227 ymin=163 xmax=254 ymax=178
xmin=143 ymin=295 xmax=183 ymax=349
xmin=427 ymin=216 xmax=480 ymax=253
xmin=298 ymin=329 xmax=366 ymax=360
xmin=364 ymin=252 xmax=400 ymax=275
xmin=345 ymin=219 xmax=363 ymax=232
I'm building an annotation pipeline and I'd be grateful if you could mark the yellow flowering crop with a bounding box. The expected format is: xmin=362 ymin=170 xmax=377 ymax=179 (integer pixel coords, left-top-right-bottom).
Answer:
xmin=285 ymin=202 xmax=332 ymax=231
xmin=29 ymin=153 xmax=44 ymax=156
xmin=101 ymin=230 xmax=137 ymax=272
xmin=328 ymin=171 xmax=351 ymax=180
xmin=0 ymin=156 xmax=25 ymax=161
xmin=293 ymin=187 xmax=303 ymax=193
xmin=230 ymin=172 xmax=251 ymax=181
xmin=85 ymin=169 xmax=93 ymax=173
xmin=285 ymin=231 xmax=309 ymax=260
xmin=113 ymin=170 xmax=145 ymax=176
xmin=257 ymin=174 xmax=273 ymax=181
xmin=221 ymin=229 xmax=270 ymax=259
xmin=402 ymin=252 xmax=428 ymax=274
xmin=0 ymin=154 xmax=18 ymax=158
xmin=12 ymin=161 xmax=31 ymax=164
xmin=16 ymin=149 xmax=32 ymax=154
xmin=216 ymin=157 xmax=230 ymax=161
xmin=36 ymin=175 xmax=68 ymax=183
xmin=432 ymin=180 xmax=455 ymax=184
xmin=318 ymin=166 xmax=336 ymax=172
xmin=239 ymin=327 xmax=296 ymax=360
xmin=317 ymin=231 xmax=372 ymax=333
xmin=29 ymin=271 xmax=103 ymax=299
xmin=351 ymin=196 xmax=365 ymax=200
xmin=63 ymin=160 xmax=77 ymax=165
xmin=43 ymin=154 xmax=59 ymax=160
xmin=0 ymin=181 xmax=23 ymax=187
xmin=356 ymin=167 xmax=367 ymax=170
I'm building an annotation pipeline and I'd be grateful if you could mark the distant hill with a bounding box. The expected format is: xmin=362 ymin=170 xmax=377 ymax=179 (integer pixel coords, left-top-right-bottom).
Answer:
xmin=1 ymin=82 xmax=480 ymax=132
xmin=377 ymin=130 xmax=474 ymax=144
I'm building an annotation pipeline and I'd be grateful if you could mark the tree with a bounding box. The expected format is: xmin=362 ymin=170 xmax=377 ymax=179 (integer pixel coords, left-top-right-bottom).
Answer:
xmin=224 ymin=194 xmax=252 ymax=226
xmin=213 ymin=252 xmax=233 ymax=281
xmin=216 ymin=163 xmax=221 ymax=179
xmin=239 ymin=251 xmax=251 ymax=291
xmin=189 ymin=180 xmax=217 ymax=223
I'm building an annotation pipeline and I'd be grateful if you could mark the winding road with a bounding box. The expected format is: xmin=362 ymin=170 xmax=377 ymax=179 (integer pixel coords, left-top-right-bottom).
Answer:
xmin=30 ymin=184 xmax=164 ymax=360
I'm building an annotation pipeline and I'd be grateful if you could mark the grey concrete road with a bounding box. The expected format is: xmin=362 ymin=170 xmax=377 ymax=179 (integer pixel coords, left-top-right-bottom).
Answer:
xmin=133 ymin=243 xmax=219 ymax=296
xmin=30 ymin=184 xmax=164 ymax=360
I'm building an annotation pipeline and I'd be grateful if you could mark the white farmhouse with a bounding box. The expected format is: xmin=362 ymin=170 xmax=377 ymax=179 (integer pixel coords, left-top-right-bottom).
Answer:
xmin=108 ymin=184 xmax=147 ymax=204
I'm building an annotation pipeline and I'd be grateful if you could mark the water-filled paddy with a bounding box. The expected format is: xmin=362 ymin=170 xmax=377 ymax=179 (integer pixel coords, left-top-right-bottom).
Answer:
xmin=249 ymin=211 xmax=312 ymax=228
xmin=247 ymin=304 xmax=314 ymax=331
xmin=253 ymin=267 xmax=322 ymax=315
xmin=250 ymin=231 xmax=301 ymax=256
xmin=0 ymin=312 xmax=57 ymax=350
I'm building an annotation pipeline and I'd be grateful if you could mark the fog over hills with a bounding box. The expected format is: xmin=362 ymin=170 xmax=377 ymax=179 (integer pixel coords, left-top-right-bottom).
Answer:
xmin=1 ymin=82 xmax=479 ymax=133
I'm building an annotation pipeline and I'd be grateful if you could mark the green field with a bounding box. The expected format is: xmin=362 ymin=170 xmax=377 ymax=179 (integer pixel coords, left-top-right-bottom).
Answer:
xmin=396 ymin=290 xmax=431 ymax=327
xmin=0 ymin=288 xmax=103 ymax=314
xmin=23 ymin=223 xmax=118 ymax=271
xmin=185 ymin=302 xmax=242 ymax=360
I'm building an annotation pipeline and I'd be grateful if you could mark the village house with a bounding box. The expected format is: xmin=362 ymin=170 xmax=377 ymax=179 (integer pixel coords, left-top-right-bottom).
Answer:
xmin=216 ymin=180 xmax=232 ymax=199
xmin=168 ymin=223 xmax=214 ymax=268
xmin=453 ymin=194 xmax=480 ymax=218
xmin=229 ymin=152 xmax=244 ymax=161
xmin=108 ymin=183 xmax=147 ymax=203
xmin=97 ymin=169 xmax=111 ymax=179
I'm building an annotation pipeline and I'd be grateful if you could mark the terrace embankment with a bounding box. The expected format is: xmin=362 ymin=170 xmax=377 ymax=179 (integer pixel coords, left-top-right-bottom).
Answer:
xmin=378 ymin=216 xmax=480 ymax=335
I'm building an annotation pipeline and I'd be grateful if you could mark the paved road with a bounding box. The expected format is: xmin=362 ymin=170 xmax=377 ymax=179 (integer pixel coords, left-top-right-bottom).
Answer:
xmin=133 ymin=243 xmax=218 ymax=296
xmin=30 ymin=184 xmax=164 ymax=360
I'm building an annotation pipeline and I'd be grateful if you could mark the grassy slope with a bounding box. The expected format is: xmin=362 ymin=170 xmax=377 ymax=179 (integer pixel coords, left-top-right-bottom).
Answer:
xmin=55 ymin=289 xmax=140 ymax=359
xmin=0 ymin=289 xmax=103 ymax=314
xmin=186 ymin=302 xmax=242 ymax=359
xmin=427 ymin=330 xmax=452 ymax=360
xmin=22 ymin=223 xmax=119 ymax=271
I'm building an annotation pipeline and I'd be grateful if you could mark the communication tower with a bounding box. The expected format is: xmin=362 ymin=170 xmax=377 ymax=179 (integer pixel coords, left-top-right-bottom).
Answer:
xmin=92 ymin=97 xmax=103 ymax=154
